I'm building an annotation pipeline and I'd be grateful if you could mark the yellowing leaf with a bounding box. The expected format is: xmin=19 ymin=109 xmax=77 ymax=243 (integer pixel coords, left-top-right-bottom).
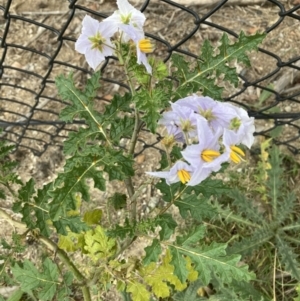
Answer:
xmin=84 ymin=225 xmax=116 ymax=262
xmin=83 ymin=209 xmax=102 ymax=225
xmin=58 ymin=232 xmax=85 ymax=252
xmin=140 ymin=250 xmax=186 ymax=299
xmin=186 ymin=256 xmax=198 ymax=282
xmin=126 ymin=281 xmax=150 ymax=301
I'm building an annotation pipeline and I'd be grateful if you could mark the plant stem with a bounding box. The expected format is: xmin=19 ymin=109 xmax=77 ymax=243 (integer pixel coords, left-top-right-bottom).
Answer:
xmin=121 ymin=45 xmax=143 ymax=222
xmin=0 ymin=209 xmax=91 ymax=301
xmin=39 ymin=236 xmax=91 ymax=301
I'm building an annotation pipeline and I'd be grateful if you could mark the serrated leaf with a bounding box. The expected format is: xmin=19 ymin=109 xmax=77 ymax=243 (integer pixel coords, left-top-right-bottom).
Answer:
xmin=169 ymin=238 xmax=254 ymax=285
xmin=143 ymin=239 xmax=162 ymax=265
xmin=277 ymin=236 xmax=300 ymax=280
xmin=53 ymin=215 xmax=88 ymax=236
xmin=110 ymin=116 xmax=135 ymax=142
xmin=155 ymin=180 xmax=182 ymax=203
xmin=228 ymin=227 xmax=273 ymax=256
xmin=126 ymin=281 xmax=151 ymax=301
xmin=58 ymin=231 xmax=85 ymax=252
xmin=187 ymin=177 xmax=230 ymax=198
xmin=107 ymin=219 xmax=135 ymax=239
xmin=169 ymin=247 xmax=189 ymax=283
xmin=56 ymin=72 xmax=103 ymax=132
xmin=174 ymin=194 xmax=216 ymax=221
xmin=11 ymin=260 xmax=40 ymax=291
xmin=103 ymin=92 xmax=132 ymax=118
xmin=177 ymin=225 xmax=206 ymax=247
xmin=109 ymin=193 xmax=127 ymax=210
xmin=12 ymin=258 xmax=59 ymax=301
xmin=134 ymin=88 xmax=170 ymax=133
xmin=49 ymin=146 xmax=133 ymax=225
xmin=155 ymin=213 xmax=177 ymax=240
xmin=172 ymin=31 xmax=265 ymax=100
xmin=83 ymin=209 xmax=102 ymax=225
xmin=173 ymin=279 xmax=204 ymax=301
xmin=37 ymin=259 xmax=59 ymax=300
xmin=141 ymin=250 xmax=186 ymax=299
xmin=18 ymin=178 xmax=35 ymax=203
xmin=63 ymin=128 xmax=100 ymax=156
xmin=84 ymin=225 xmax=116 ymax=262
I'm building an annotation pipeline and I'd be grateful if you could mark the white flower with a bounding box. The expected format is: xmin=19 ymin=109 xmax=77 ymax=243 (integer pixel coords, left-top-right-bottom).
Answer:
xmin=75 ymin=15 xmax=115 ymax=70
xmin=147 ymin=161 xmax=194 ymax=185
xmin=104 ymin=0 xmax=146 ymax=41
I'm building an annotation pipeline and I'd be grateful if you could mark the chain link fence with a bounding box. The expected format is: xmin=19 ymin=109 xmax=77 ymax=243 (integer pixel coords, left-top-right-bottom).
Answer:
xmin=1 ymin=0 xmax=300 ymax=157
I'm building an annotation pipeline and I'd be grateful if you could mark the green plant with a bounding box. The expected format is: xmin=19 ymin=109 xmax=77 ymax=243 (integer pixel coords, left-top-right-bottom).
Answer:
xmin=213 ymin=145 xmax=300 ymax=300
xmin=0 ymin=1 xmax=268 ymax=300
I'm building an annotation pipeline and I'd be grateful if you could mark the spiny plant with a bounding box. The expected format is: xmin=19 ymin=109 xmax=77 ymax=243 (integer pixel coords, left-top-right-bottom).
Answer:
xmin=213 ymin=144 xmax=300 ymax=300
xmin=0 ymin=0 xmax=267 ymax=300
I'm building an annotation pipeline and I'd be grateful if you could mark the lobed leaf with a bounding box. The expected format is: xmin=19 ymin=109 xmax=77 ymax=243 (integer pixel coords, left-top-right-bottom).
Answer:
xmin=172 ymin=31 xmax=265 ymax=100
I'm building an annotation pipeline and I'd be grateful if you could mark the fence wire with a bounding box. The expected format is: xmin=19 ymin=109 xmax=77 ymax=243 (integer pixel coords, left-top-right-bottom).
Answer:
xmin=1 ymin=0 xmax=300 ymax=157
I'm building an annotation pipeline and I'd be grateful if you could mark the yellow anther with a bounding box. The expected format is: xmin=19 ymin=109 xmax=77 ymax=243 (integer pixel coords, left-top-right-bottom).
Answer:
xmin=201 ymin=149 xmax=220 ymax=162
xmin=138 ymin=39 xmax=154 ymax=53
xmin=230 ymin=145 xmax=245 ymax=164
xmin=177 ymin=169 xmax=191 ymax=184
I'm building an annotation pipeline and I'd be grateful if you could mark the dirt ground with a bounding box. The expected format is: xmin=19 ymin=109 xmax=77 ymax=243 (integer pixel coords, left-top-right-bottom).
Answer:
xmin=1 ymin=0 xmax=300 ymax=299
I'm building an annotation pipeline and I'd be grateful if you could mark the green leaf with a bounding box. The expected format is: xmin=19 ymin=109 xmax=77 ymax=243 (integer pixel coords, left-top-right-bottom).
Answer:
xmin=172 ymin=31 xmax=265 ymax=100
xmin=277 ymin=236 xmax=300 ymax=280
xmin=49 ymin=146 xmax=133 ymax=225
xmin=53 ymin=216 xmax=88 ymax=236
xmin=143 ymin=239 xmax=162 ymax=265
xmin=173 ymin=279 xmax=204 ymax=301
xmin=174 ymin=194 xmax=216 ymax=221
xmin=177 ymin=225 xmax=206 ymax=247
xmin=63 ymin=127 xmax=100 ymax=156
xmin=169 ymin=236 xmax=255 ymax=285
xmin=107 ymin=218 xmax=135 ymax=239
xmin=109 ymin=193 xmax=127 ymax=210
xmin=155 ymin=213 xmax=177 ymax=240
xmin=11 ymin=259 xmax=59 ymax=301
xmin=13 ymin=180 xmax=53 ymax=236
xmin=187 ymin=177 xmax=230 ymax=198
xmin=18 ymin=178 xmax=35 ymax=203
xmin=37 ymin=259 xmax=59 ymax=300
xmin=33 ymin=183 xmax=52 ymax=237
xmin=6 ymin=289 xmax=24 ymax=301
xmin=103 ymin=92 xmax=132 ymax=119
xmin=110 ymin=116 xmax=135 ymax=142
xmin=228 ymin=227 xmax=274 ymax=256
xmin=156 ymin=180 xmax=182 ymax=203
xmin=169 ymin=247 xmax=189 ymax=283
xmin=56 ymin=72 xmax=103 ymax=132
xmin=134 ymin=88 xmax=170 ymax=133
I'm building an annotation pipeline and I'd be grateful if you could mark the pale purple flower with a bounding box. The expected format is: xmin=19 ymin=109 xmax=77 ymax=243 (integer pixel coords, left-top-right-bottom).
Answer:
xmin=222 ymin=129 xmax=246 ymax=164
xmin=181 ymin=118 xmax=229 ymax=177
xmin=158 ymin=103 xmax=200 ymax=142
xmin=75 ymin=15 xmax=115 ymax=70
xmin=103 ymin=0 xmax=146 ymax=41
xmin=176 ymin=94 xmax=237 ymax=132
xmin=147 ymin=161 xmax=194 ymax=185
xmin=223 ymin=103 xmax=255 ymax=148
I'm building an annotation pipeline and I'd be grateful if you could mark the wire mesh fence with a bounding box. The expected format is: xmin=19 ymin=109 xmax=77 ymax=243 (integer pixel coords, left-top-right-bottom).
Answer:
xmin=1 ymin=0 xmax=300 ymax=157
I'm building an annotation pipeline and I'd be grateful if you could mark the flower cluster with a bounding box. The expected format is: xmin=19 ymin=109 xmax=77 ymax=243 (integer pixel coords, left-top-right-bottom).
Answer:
xmin=75 ymin=0 xmax=153 ymax=73
xmin=147 ymin=94 xmax=255 ymax=186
